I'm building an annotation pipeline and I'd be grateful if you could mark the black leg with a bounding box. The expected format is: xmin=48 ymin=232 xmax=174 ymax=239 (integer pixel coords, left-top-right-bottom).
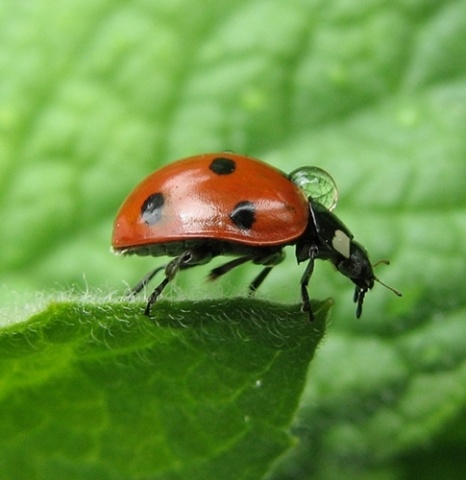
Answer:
xmin=210 ymin=251 xmax=284 ymax=296
xmin=208 ymin=256 xmax=252 ymax=281
xmin=248 ymin=266 xmax=273 ymax=295
xmin=249 ymin=250 xmax=285 ymax=294
xmin=144 ymin=277 xmax=170 ymax=316
xmin=144 ymin=250 xmax=208 ymax=317
xmin=131 ymin=265 xmax=166 ymax=295
xmin=300 ymin=260 xmax=314 ymax=315
xmin=300 ymin=246 xmax=318 ymax=321
xmin=354 ymin=287 xmax=367 ymax=318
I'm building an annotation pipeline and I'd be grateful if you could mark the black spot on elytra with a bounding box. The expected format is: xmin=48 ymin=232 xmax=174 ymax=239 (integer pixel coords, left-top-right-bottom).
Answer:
xmin=229 ymin=201 xmax=256 ymax=230
xmin=209 ymin=157 xmax=236 ymax=175
xmin=141 ymin=192 xmax=165 ymax=225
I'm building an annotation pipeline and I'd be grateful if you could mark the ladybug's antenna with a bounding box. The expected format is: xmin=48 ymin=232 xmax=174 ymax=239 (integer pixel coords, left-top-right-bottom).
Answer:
xmin=374 ymin=276 xmax=402 ymax=297
xmin=372 ymin=259 xmax=402 ymax=297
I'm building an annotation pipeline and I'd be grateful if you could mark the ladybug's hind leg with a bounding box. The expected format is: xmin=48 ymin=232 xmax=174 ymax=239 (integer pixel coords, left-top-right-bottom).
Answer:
xmin=145 ymin=249 xmax=212 ymax=316
xmin=131 ymin=265 xmax=166 ymax=296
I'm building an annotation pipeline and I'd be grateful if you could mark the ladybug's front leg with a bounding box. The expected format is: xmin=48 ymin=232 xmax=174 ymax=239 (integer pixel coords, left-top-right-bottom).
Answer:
xmin=299 ymin=245 xmax=319 ymax=321
xmin=353 ymin=286 xmax=367 ymax=319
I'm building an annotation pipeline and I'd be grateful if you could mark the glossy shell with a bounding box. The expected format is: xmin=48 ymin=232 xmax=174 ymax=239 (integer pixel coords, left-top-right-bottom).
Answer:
xmin=112 ymin=153 xmax=309 ymax=251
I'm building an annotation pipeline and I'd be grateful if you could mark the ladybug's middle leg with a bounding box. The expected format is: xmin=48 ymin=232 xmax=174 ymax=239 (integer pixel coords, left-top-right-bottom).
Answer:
xmin=208 ymin=256 xmax=253 ymax=281
xmin=248 ymin=250 xmax=285 ymax=294
xmin=248 ymin=266 xmax=273 ymax=294
xmin=131 ymin=266 xmax=166 ymax=295
xmin=208 ymin=250 xmax=284 ymax=295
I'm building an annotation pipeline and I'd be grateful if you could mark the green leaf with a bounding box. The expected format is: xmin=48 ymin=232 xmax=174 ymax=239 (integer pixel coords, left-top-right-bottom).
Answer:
xmin=0 ymin=298 xmax=328 ymax=480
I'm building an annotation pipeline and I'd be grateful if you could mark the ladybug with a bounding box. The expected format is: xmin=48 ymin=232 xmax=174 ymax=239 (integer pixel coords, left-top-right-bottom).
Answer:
xmin=112 ymin=153 xmax=400 ymax=320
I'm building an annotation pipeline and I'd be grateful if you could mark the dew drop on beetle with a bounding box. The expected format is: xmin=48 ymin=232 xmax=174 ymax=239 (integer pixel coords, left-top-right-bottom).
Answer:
xmin=289 ymin=166 xmax=338 ymax=211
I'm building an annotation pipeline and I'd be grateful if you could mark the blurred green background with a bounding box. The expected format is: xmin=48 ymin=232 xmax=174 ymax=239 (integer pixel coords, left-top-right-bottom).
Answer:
xmin=1 ymin=0 xmax=466 ymax=478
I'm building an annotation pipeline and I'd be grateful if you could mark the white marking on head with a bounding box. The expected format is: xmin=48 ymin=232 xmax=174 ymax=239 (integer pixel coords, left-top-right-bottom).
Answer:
xmin=332 ymin=229 xmax=351 ymax=258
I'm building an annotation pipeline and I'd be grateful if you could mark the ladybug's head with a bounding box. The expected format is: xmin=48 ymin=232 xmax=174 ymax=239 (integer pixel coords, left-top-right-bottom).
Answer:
xmin=333 ymin=239 xmax=402 ymax=318
xmin=333 ymin=241 xmax=375 ymax=318
xmin=335 ymin=241 xmax=374 ymax=286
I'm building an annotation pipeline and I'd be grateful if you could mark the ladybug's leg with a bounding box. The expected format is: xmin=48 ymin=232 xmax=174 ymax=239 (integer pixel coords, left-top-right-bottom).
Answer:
xmin=208 ymin=256 xmax=252 ymax=281
xmin=299 ymin=246 xmax=319 ymax=321
xmin=209 ymin=251 xmax=284 ymax=294
xmin=145 ymin=249 xmax=211 ymax=316
xmin=131 ymin=266 xmax=166 ymax=295
xmin=249 ymin=251 xmax=285 ymax=294
xmin=353 ymin=287 xmax=367 ymax=319
xmin=145 ymin=277 xmax=170 ymax=316
xmin=248 ymin=267 xmax=273 ymax=294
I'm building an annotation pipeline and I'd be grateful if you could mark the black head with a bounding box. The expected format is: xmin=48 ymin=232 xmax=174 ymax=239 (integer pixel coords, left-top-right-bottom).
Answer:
xmin=334 ymin=241 xmax=375 ymax=318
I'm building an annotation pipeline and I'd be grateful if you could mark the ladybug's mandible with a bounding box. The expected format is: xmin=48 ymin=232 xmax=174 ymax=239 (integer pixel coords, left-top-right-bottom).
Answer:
xmin=112 ymin=153 xmax=400 ymax=320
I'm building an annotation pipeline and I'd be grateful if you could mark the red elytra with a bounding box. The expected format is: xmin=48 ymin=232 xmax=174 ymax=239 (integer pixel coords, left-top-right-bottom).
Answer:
xmin=112 ymin=153 xmax=309 ymax=249
xmin=112 ymin=153 xmax=401 ymax=320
